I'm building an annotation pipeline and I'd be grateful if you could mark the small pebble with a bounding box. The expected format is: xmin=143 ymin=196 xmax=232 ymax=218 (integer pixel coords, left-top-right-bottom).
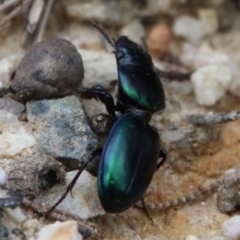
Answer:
xmin=26 ymin=96 xmax=98 ymax=171
xmin=191 ymin=65 xmax=232 ymax=106
xmin=173 ymin=15 xmax=203 ymax=43
xmin=147 ymin=0 xmax=171 ymax=13
xmin=120 ymin=20 xmax=145 ymax=46
xmin=185 ymin=235 xmax=198 ymax=240
xmin=180 ymin=42 xmax=229 ymax=70
xmin=0 ymin=110 xmax=36 ymax=157
xmin=80 ymin=49 xmax=117 ymax=89
xmin=198 ymin=8 xmax=218 ymax=35
xmin=0 ymin=58 xmax=15 ymax=89
xmin=22 ymin=219 xmax=39 ymax=234
xmin=146 ymin=23 xmax=171 ymax=59
xmin=161 ymin=130 xmax=185 ymax=144
xmin=4 ymin=207 xmax=27 ymax=223
xmin=222 ymin=215 xmax=240 ymax=239
xmin=36 ymin=221 xmax=82 ymax=240
xmin=11 ymin=38 xmax=84 ymax=100
xmin=0 ymin=97 xmax=25 ymax=114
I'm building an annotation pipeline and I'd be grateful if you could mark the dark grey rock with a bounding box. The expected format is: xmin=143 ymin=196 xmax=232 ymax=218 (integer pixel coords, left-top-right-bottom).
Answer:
xmin=10 ymin=38 xmax=84 ymax=101
xmin=0 ymin=186 xmax=23 ymax=209
xmin=26 ymin=96 xmax=98 ymax=170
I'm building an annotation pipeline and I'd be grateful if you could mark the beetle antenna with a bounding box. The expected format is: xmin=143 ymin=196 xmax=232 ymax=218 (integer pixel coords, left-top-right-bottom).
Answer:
xmin=145 ymin=178 xmax=221 ymax=210
xmin=88 ymin=21 xmax=117 ymax=50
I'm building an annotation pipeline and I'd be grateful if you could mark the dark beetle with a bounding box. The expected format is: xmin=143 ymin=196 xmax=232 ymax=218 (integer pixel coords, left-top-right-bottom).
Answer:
xmin=83 ymin=23 xmax=165 ymax=116
xmin=46 ymin=25 xmax=167 ymax=215
xmin=98 ymin=110 xmax=166 ymax=212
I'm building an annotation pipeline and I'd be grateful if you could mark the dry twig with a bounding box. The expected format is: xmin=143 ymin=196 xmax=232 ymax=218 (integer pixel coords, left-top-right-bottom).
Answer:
xmin=0 ymin=0 xmax=33 ymax=28
xmin=189 ymin=111 xmax=240 ymax=126
xmin=0 ymin=0 xmax=21 ymax=12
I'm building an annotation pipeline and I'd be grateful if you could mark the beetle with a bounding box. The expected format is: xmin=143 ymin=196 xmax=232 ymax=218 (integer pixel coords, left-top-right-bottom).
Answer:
xmin=46 ymin=24 xmax=167 ymax=215
xmin=97 ymin=110 xmax=166 ymax=212
xmin=47 ymin=109 xmax=167 ymax=214
xmin=81 ymin=23 xmax=165 ymax=116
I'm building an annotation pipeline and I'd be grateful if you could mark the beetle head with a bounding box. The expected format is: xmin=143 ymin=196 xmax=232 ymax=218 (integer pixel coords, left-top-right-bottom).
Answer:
xmin=114 ymin=36 xmax=153 ymax=67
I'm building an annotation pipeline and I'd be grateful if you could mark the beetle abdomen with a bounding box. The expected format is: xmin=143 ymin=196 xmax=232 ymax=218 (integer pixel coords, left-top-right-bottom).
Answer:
xmin=97 ymin=112 xmax=159 ymax=213
xmin=118 ymin=65 xmax=165 ymax=112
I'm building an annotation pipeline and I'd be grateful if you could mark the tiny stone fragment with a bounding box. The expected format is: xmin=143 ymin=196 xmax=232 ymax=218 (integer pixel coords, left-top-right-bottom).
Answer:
xmin=0 ymin=97 xmax=25 ymax=114
xmin=0 ymin=185 xmax=23 ymax=208
xmin=11 ymin=38 xmax=84 ymax=100
xmin=26 ymin=96 xmax=98 ymax=171
xmin=217 ymin=166 xmax=240 ymax=213
xmin=0 ymin=58 xmax=15 ymax=89
xmin=91 ymin=114 xmax=114 ymax=134
xmin=0 ymin=110 xmax=36 ymax=157
xmin=4 ymin=207 xmax=27 ymax=223
xmin=191 ymin=65 xmax=232 ymax=106
xmin=173 ymin=15 xmax=203 ymax=43
xmin=36 ymin=221 xmax=82 ymax=240
xmin=8 ymin=151 xmax=65 ymax=197
xmin=185 ymin=236 xmax=198 ymax=240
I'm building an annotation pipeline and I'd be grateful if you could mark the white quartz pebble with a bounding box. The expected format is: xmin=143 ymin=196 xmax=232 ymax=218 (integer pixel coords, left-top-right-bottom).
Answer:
xmin=185 ymin=236 xmax=198 ymax=240
xmin=0 ymin=110 xmax=36 ymax=157
xmin=198 ymin=9 xmax=218 ymax=36
xmin=35 ymin=170 xmax=105 ymax=220
xmin=222 ymin=215 xmax=240 ymax=239
xmin=191 ymin=65 xmax=232 ymax=106
xmin=0 ymin=59 xmax=14 ymax=89
xmin=5 ymin=207 xmax=27 ymax=223
xmin=37 ymin=221 xmax=82 ymax=240
xmin=173 ymin=15 xmax=203 ymax=43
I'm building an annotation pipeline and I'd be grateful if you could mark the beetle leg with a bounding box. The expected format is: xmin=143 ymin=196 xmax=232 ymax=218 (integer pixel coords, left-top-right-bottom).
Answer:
xmin=79 ymin=85 xmax=116 ymax=118
xmin=156 ymin=149 xmax=167 ymax=172
xmin=45 ymin=148 xmax=102 ymax=217
xmin=141 ymin=198 xmax=154 ymax=225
